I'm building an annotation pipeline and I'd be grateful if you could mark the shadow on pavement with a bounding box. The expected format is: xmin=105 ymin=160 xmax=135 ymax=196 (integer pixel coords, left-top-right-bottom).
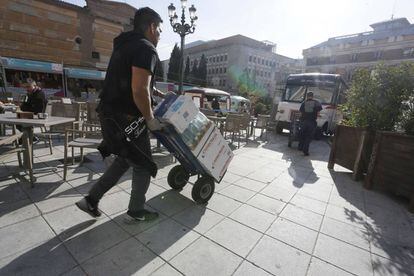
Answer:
xmin=0 ymin=191 xmax=204 ymax=275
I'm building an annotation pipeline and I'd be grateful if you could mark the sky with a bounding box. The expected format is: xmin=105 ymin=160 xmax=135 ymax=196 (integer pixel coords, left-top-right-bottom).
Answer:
xmin=65 ymin=0 xmax=414 ymax=60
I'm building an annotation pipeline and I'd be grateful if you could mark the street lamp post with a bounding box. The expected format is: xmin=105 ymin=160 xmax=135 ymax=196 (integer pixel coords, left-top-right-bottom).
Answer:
xmin=168 ymin=0 xmax=197 ymax=94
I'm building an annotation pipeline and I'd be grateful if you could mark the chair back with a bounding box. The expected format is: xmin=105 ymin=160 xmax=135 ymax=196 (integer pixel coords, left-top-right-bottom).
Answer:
xmin=256 ymin=114 xmax=270 ymax=128
xmin=86 ymin=102 xmax=100 ymax=125
xmin=225 ymin=114 xmax=242 ymax=132
xmin=50 ymin=102 xmax=80 ymax=132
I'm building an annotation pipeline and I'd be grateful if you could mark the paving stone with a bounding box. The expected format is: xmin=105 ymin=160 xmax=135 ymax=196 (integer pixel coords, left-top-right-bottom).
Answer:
xmin=206 ymin=218 xmax=262 ymax=257
xmin=150 ymin=263 xmax=182 ymax=276
xmin=314 ymin=234 xmax=373 ymax=276
xmin=61 ymin=266 xmax=87 ymax=276
xmin=205 ymin=193 xmax=242 ymax=216
xmin=290 ymin=193 xmax=327 ymax=215
xmin=325 ymin=203 xmax=366 ymax=229
xmin=247 ymin=235 xmax=311 ymax=276
xmin=146 ymin=190 xmax=194 ymax=217
xmin=0 ymin=182 xmax=28 ymax=204
xmin=233 ymin=177 xmax=267 ymax=192
xmin=137 ymin=218 xmax=200 ymax=260
xmin=371 ymin=254 xmax=414 ymax=276
xmin=81 ymin=237 xmax=165 ymax=275
xmin=280 ymin=204 xmax=323 ymax=231
xmin=0 ymin=237 xmax=77 ymax=276
xmin=321 ymin=217 xmax=371 ymax=250
xmin=218 ymin=184 xmax=256 ymax=202
xmin=169 ymin=237 xmax=242 ymax=276
xmin=34 ymin=183 xmax=83 ymax=214
xmin=260 ymin=184 xmax=296 ymax=202
xmin=0 ymin=199 xmax=40 ymax=228
xmin=247 ymin=193 xmax=286 ymax=215
xmin=266 ymin=217 xmax=318 ymax=254
xmin=233 ymin=260 xmax=272 ymax=276
xmin=0 ymin=216 xmax=55 ymax=259
xmin=173 ymin=205 xmax=224 ymax=234
xmin=221 ymin=171 xmax=243 ymax=184
xmin=99 ymin=190 xmax=131 ymax=216
xmin=246 ymin=165 xmax=284 ymax=183
xmin=307 ymin=257 xmax=353 ymax=276
xmin=230 ymin=204 xmax=276 ymax=233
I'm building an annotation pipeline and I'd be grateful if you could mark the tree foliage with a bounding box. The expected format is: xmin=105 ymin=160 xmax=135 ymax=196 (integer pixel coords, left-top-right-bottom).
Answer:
xmin=167 ymin=44 xmax=181 ymax=83
xmin=341 ymin=62 xmax=414 ymax=134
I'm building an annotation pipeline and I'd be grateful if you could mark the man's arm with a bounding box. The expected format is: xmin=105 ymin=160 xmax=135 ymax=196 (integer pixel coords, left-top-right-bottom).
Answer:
xmin=131 ymin=66 xmax=153 ymax=120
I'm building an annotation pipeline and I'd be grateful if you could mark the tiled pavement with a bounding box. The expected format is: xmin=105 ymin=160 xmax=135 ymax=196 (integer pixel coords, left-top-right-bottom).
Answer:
xmin=1 ymin=133 xmax=414 ymax=276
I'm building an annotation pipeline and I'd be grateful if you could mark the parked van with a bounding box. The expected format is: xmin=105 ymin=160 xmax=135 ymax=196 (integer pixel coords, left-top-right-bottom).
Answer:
xmin=184 ymin=87 xmax=231 ymax=113
xmin=230 ymin=95 xmax=251 ymax=113
xmin=275 ymin=73 xmax=348 ymax=135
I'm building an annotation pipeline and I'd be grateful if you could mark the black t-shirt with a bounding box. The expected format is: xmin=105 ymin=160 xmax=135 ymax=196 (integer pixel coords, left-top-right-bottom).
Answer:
xmin=20 ymin=88 xmax=47 ymax=114
xmin=299 ymin=99 xmax=322 ymax=121
xmin=99 ymin=31 xmax=158 ymax=115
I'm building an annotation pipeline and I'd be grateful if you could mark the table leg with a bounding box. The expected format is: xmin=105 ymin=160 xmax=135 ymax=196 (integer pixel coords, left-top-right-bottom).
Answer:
xmin=22 ymin=127 xmax=35 ymax=186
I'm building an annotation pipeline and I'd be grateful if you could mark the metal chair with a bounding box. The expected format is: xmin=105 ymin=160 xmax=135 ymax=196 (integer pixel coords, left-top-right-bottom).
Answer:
xmin=253 ymin=114 xmax=271 ymax=140
xmin=224 ymin=114 xmax=242 ymax=148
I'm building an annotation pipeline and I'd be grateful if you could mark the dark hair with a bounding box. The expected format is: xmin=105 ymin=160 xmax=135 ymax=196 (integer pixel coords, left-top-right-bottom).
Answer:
xmin=307 ymin=92 xmax=314 ymax=97
xmin=134 ymin=7 xmax=163 ymax=33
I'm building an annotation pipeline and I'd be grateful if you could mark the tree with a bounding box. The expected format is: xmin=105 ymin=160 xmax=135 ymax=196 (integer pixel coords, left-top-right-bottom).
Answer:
xmin=341 ymin=62 xmax=414 ymax=132
xmin=167 ymin=44 xmax=181 ymax=83
xmin=154 ymin=58 xmax=164 ymax=81
xmin=189 ymin=58 xmax=198 ymax=85
xmin=197 ymin=54 xmax=207 ymax=87
xmin=183 ymin=56 xmax=190 ymax=84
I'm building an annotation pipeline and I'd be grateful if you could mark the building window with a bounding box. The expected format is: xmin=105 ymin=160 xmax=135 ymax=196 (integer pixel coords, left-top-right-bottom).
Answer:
xmin=223 ymin=79 xmax=226 ymax=86
xmin=220 ymin=56 xmax=224 ymax=62
xmin=209 ymin=57 xmax=212 ymax=62
xmin=224 ymin=55 xmax=227 ymax=61
xmin=91 ymin=51 xmax=100 ymax=59
xmin=219 ymin=68 xmax=223 ymax=74
xmin=351 ymin=53 xmax=358 ymax=62
xmin=213 ymin=57 xmax=216 ymax=62
xmin=253 ymin=57 xmax=256 ymax=63
xmin=223 ymin=68 xmax=226 ymax=73
xmin=265 ymin=60 xmax=268 ymax=66
xmin=388 ymin=36 xmax=395 ymax=43
xmin=375 ymin=51 xmax=382 ymax=59
xmin=215 ymin=68 xmax=219 ymax=74
xmin=249 ymin=56 xmax=252 ymax=62
xmin=403 ymin=48 xmax=414 ymax=57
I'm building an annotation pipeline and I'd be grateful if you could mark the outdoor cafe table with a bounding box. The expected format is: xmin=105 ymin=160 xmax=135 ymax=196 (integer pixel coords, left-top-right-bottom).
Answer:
xmin=0 ymin=113 xmax=75 ymax=182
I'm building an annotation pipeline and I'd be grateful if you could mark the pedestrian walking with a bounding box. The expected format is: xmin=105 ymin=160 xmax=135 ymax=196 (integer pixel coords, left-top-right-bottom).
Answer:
xmin=298 ymin=92 xmax=322 ymax=156
xmin=76 ymin=7 xmax=166 ymax=223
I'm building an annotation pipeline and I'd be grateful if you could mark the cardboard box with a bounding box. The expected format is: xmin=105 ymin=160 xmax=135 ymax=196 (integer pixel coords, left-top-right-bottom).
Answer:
xmin=162 ymin=95 xmax=198 ymax=133
xmin=196 ymin=127 xmax=234 ymax=181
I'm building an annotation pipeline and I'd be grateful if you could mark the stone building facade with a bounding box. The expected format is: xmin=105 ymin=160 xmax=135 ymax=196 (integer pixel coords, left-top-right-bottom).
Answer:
xmin=0 ymin=0 xmax=135 ymax=69
xmin=303 ymin=18 xmax=414 ymax=81
xmin=182 ymin=35 xmax=301 ymax=96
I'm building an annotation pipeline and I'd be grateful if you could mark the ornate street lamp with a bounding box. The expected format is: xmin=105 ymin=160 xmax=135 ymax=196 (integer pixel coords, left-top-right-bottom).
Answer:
xmin=168 ymin=1 xmax=197 ymax=94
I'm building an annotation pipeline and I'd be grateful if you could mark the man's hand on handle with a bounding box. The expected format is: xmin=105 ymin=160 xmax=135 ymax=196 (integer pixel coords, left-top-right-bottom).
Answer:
xmin=146 ymin=117 xmax=166 ymax=131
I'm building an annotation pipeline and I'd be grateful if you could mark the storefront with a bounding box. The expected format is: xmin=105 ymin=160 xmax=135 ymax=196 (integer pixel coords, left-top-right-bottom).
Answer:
xmin=0 ymin=57 xmax=64 ymax=99
xmin=64 ymin=68 xmax=106 ymax=101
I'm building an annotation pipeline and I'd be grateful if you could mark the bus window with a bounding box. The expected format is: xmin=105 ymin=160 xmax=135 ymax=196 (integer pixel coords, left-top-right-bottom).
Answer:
xmin=284 ymin=85 xmax=306 ymax=102
xmin=306 ymin=85 xmax=335 ymax=104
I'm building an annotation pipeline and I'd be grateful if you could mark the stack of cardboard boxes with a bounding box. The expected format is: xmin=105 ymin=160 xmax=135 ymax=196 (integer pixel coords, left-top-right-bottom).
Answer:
xmin=157 ymin=95 xmax=233 ymax=181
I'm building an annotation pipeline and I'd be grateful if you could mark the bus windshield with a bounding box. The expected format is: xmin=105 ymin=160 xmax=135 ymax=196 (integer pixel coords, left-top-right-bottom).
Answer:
xmin=284 ymin=84 xmax=335 ymax=104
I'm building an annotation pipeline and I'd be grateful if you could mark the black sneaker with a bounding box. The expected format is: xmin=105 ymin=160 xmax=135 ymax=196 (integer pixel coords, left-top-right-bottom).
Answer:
xmin=124 ymin=209 xmax=159 ymax=224
xmin=76 ymin=196 xmax=101 ymax=217
xmin=304 ymin=152 xmax=310 ymax=156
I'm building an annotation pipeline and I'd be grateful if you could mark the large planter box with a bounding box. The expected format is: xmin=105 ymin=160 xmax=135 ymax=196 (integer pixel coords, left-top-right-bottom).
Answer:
xmin=364 ymin=131 xmax=414 ymax=212
xmin=328 ymin=125 xmax=375 ymax=180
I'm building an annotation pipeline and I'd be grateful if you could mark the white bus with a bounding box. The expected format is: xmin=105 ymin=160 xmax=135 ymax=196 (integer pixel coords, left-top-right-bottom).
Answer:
xmin=275 ymin=73 xmax=348 ymax=135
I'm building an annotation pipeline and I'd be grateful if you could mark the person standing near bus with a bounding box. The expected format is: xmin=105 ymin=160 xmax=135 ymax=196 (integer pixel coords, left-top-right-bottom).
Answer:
xmin=298 ymin=92 xmax=322 ymax=156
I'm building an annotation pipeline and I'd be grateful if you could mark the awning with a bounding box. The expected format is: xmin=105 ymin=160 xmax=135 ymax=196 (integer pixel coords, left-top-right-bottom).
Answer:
xmin=0 ymin=57 xmax=63 ymax=74
xmin=64 ymin=68 xmax=106 ymax=80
